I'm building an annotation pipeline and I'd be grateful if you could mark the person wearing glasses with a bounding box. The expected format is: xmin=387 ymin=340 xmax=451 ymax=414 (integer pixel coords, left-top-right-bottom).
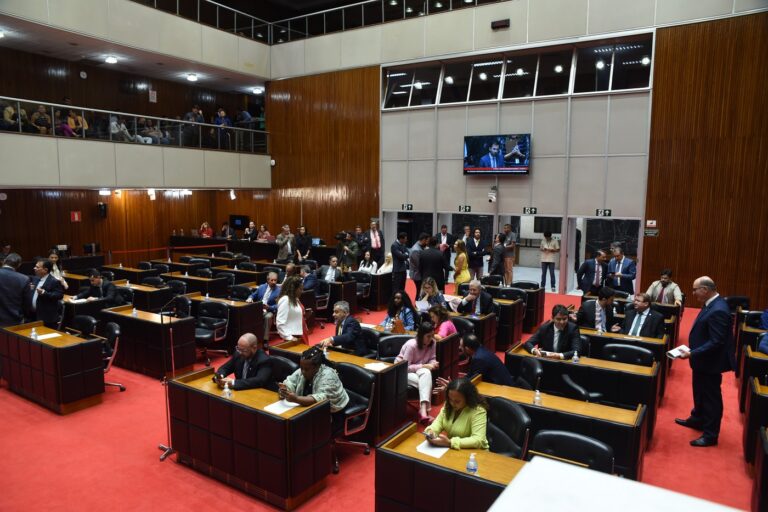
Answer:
xmin=214 ymin=333 xmax=274 ymax=391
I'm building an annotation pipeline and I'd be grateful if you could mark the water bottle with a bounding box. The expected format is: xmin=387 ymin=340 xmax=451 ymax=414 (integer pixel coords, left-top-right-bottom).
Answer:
xmin=184 ymin=271 xmax=189 ymax=277
xmin=126 ymin=280 xmax=130 ymax=286
xmin=180 ymin=228 xmax=184 ymax=236
xmin=572 ymin=351 xmax=580 ymax=364
xmin=323 ymin=345 xmax=328 ymax=357
xmin=234 ymin=264 xmax=238 ymax=270
xmin=205 ymin=293 xmax=210 ymax=301
xmin=211 ymin=252 xmax=215 ymax=258
xmin=223 ymin=381 xmax=232 ymax=398
xmin=132 ymin=307 xmax=138 ymax=317
xmin=168 ymin=256 xmax=172 ymax=263
xmin=30 ymin=327 xmax=38 ymax=340
xmin=172 ymin=229 xmax=176 ymax=236
xmin=533 ymin=389 xmax=542 ymax=405
xmin=466 ymin=453 xmax=478 ymax=475
xmin=118 ymin=262 xmax=123 ymax=268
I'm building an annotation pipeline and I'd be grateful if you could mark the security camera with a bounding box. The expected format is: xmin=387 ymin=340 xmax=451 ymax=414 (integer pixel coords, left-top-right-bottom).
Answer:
xmin=270 ymin=159 xmax=276 ymax=167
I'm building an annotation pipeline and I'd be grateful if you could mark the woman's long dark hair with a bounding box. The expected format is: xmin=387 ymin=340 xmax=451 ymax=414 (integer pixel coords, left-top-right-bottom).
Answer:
xmin=428 ymin=305 xmax=450 ymax=325
xmin=387 ymin=291 xmax=415 ymax=318
xmin=279 ymin=276 xmax=303 ymax=306
xmin=415 ymin=321 xmax=434 ymax=349
xmin=360 ymin=250 xmax=374 ymax=268
xmin=444 ymin=378 xmax=487 ymax=416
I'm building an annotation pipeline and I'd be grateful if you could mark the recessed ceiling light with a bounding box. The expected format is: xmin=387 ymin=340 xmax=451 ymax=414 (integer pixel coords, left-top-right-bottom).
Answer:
xmin=434 ymin=1 xmax=443 ymax=7
xmin=478 ymin=72 xmax=487 ymax=81
xmin=105 ymin=55 xmax=118 ymax=64
xmin=641 ymin=56 xmax=651 ymax=66
xmin=596 ymin=60 xmax=605 ymax=70
xmin=389 ymin=0 xmax=398 ymax=5
xmin=252 ymin=87 xmax=264 ymax=95
xmin=464 ymin=0 xmax=473 ymax=3
xmin=186 ymin=73 xmax=198 ymax=82
xmin=444 ymin=76 xmax=454 ymax=85
xmin=516 ymin=68 xmax=524 ymax=76
xmin=413 ymin=81 xmax=423 ymax=90
xmin=554 ymin=64 xmax=563 ymax=73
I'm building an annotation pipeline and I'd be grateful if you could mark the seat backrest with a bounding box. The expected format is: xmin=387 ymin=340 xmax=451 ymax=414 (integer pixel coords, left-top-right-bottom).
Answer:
xmin=457 ymin=283 xmax=470 ymax=296
xmin=530 ymin=430 xmax=614 ymax=473
xmin=451 ymin=316 xmax=475 ymax=336
xmin=196 ymin=268 xmax=213 ymax=278
xmin=361 ymin=327 xmax=381 ymax=352
xmin=229 ymin=285 xmax=252 ymax=301
xmin=518 ymin=357 xmax=543 ymax=390
xmin=72 ymin=315 xmax=98 ymax=337
xmin=188 ymin=258 xmax=211 ymax=267
xmin=270 ymin=355 xmax=299 ymax=384
xmin=141 ymin=276 xmax=166 ymax=287
xmin=486 ymin=422 xmax=517 ymax=457
xmin=137 ymin=261 xmax=153 ymax=270
xmin=263 ymin=266 xmax=281 ymax=274
xmin=103 ymin=321 xmax=121 ymax=350
xmin=218 ymin=251 xmax=234 ymax=258
xmin=602 ymin=343 xmax=655 ymax=367
xmin=179 ymin=256 xmax=192 ymax=263
xmin=116 ymin=287 xmax=134 ymax=305
xmin=497 ymin=287 xmax=527 ymax=303
xmin=724 ymin=295 xmax=750 ymax=314
xmin=561 ymin=374 xmax=590 ymax=401
xmin=166 ymin=280 xmax=187 ymax=296
xmin=304 ymin=259 xmax=318 ymax=270
xmin=336 ymin=362 xmax=375 ymax=400
xmin=512 ymin=281 xmax=540 ymax=291
xmin=152 ymin=263 xmax=170 ymax=274
xmin=215 ymin=272 xmax=236 ymax=286
xmin=101 ymin=270 xmax=115 ymax=282
xmin=198 ymin=300 xmax=229 ymax=320
xmin=174 ymin=295 xmax=192 ymax=318
xmin=481 ymin=275 xmax=502 ymax=287
xmin=238 ymin=262 xmax=257 ymax=271
xmin=488 ymin=396 xmax=531 ymax=458
xmin=377 ymin=335 xmax=411 ymax=361
xmin=347 ymin=271 xmax=371 ymax=284
xmin=579 ymin=335 xmax=590 ymax=357
xmin=745 ymin=311 xmax=764 ymax=329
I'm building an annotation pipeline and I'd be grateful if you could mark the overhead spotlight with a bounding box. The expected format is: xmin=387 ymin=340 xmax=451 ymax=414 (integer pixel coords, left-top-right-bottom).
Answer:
xmin=641 ymin=56 xmax=651 ymax=66
xmin=406 ymin=6 xmax=413 ymax=13
xmin=230 ymin=189 xmax=236 ymax=200
xmin=252 ymin=87 xmax=264 ymax=95
xmin=256 ymin=32 xmax=264 ymax=38
xmin=478 ymin=72 xmax=487 ymax=81
xmin=389 ymin=0 xmax=398 ymax=5
xmin=186 ymin=73 xmax=198 ymax=82
xmin=554 ymin=64 xmax=563 ymax=73
xmin=444 ymin=76 xmax=454 ymax=85
xmin=464 ymin=0 xmax=473 ymax=3
xmin=595 ymin=60 xmax=605 ymax=70
xmin=413 ymin=81 xmax=423 ymax=90
xmin=105 ymin=55 xmax=118 ymax=64
xmin=516 ymin=68 xmax=524 ymax=76
xmin=98 ymin=189 xmax=111 ymax=196
xmin=434 ymin=1 xmax=443 ymax=7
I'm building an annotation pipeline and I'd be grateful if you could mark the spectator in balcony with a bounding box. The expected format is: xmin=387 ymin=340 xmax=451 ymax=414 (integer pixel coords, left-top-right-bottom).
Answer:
xmin=54 ymin=110 xmax=75 ymax=137
xmin=30 ymin=105 xmax=52 ymax=135
xmin=142 ymin=119 xmax=170 ymax=145
xmin=1 ymin=104 xmax=34 ymax=132
xmin=214 ymin=108 xmax=233 ymax=150
xmin=67 ymin=109 xmax=89 ymax=137
xmin=183 ymin=105 xmax=204 ymax=146
xmin=236 ymin=108 xmax=253 ymax=128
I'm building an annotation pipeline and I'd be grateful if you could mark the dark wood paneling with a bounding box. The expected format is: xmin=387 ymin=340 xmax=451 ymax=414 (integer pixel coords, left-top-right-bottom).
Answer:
xmin=644 ymin=13 xmax=768 ymax=309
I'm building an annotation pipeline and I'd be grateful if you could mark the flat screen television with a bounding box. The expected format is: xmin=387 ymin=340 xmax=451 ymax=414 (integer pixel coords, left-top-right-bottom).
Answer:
xmin=229 ymin=215 xmax=249 ymax=231
xmin=463 ymin=134 xmax=531 ymax=175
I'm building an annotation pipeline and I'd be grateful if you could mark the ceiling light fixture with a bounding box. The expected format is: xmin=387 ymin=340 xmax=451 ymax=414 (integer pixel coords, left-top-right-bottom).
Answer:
xmin=434 ymin=1 xmax=443 ymax=7
xmin=105 ymin=55 xmax=118 ymax=64
xmin=478 ymin=72 xmax=487 ymax=81
xmin=252 ymin=87 xmax=264 ymax=95
xmin=230 ymin=189 xmax=236 ymax=200
xmin=444 ymin=76 xmax=454 ymax=85
xmin=595 ymin=60 xmax=605 ymax=70
xmin=98 ymin=189 xmax=111 ymax=196
xmin=413 ymin=81 xmax=423 ymax=89
xmin=554 ymin=64 xmax=563 ymax=73
xmin=389 ymin=0 xmax=398 ymax=5
xmin=641 ymin=56 xmax=651 ymax=66
xmin=186 ymin=73 xmax=198 ymax=82
xmin=464 ymin=0 xmax=474 ymax=3
xmin=516 ymin=68 xmax=524 ymax=76
xmin=406 ymin=6 xmax=413 ymax=13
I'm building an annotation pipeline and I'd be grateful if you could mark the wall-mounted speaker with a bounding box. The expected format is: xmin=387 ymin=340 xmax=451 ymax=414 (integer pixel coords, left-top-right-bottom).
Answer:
xmin=97 ymin=202 xmax=108 ymax=218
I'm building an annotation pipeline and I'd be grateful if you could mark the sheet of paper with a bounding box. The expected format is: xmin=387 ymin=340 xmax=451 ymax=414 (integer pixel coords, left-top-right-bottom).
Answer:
xmin=68 ymin=299 xmax=87 ymax=304
xmin=263 ymin=399 xmax=300 ymax=416
xmin=360 ymin=323 xmax=378 ymax=329
xmin=415 ymin=440 xmax=449 ymax=459
xmin=666 ymin=345 xmax=690 ymax=360
xmin=364 ymin=362 xmax=389 ymax=372
xmin=36 ymin=333 xmax=62 ymax=340
xmin=415 ymin=300 xmax=430 ymax=312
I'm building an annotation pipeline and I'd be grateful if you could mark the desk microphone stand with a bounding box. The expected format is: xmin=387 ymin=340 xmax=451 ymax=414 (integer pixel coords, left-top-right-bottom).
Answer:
xmin=157 ymin=294 xmax=179 ymax=461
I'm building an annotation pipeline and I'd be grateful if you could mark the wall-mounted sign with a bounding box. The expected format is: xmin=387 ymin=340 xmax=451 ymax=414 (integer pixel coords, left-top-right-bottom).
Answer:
xmin=458 ymin=205 xmax=472 ymax=213
xmin=646 ymin=219 xmax=657 ymax=228
xmin=70 ymin=211 xmax=82 ymax=223
xmin=401 ymin=203 xmax=413 ymax=211
xmin=149 ymin=90 xmax=157 ymax=103
xmin=596 ymin=209 xmax=612 ymax=217
xmin=523 ymin=207 xmax=538 ymax=214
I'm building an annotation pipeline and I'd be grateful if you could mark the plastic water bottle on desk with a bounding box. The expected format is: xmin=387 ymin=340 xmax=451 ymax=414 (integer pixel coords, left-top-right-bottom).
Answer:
xmin=466 ymin=453 xmax=478 ymax=475
xmin=132 ymin=307 xmax=138 ymax=317
xmin=533 ymin=389 xmax=542 ymax=405
xmin=234 ymin=264 xmax=238 ymax=270
xmin=222 ymin=381 xmax=232 ymax=398
xmin=204 ymin=293 xmax=210 ymax=301
xmin=126 ymin=280 xmax=130 ymax=286
xmin=572 ymin=351 xmax=580 ymax=364
xmin=30 ymin=327 xmax=38 ymax=340
xmin=168 ymin=256 xmax=172 ymax=263
xmin=118 ymin=262 xmax=123 ymax=268
xmin=184 ymin=271 xmax=189 ymax=277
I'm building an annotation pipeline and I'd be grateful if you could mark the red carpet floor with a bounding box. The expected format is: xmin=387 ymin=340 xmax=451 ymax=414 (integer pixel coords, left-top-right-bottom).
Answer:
xmin=0 ymin=284 xmax=752 ymax=511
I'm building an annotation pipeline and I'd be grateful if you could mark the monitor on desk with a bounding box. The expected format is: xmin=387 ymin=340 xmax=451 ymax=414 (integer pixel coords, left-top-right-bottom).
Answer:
xmin=311 ymin=237 xmax=321 ymax=247
xmin=55 ymin=244 xmax=70 ymax=258
xmin=83 ymin=242 xmax=100 ymax=255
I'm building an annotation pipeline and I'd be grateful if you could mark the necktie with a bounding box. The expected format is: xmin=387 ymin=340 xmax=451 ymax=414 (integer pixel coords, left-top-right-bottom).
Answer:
xmin=657 ymin=284 xmax=667 ymax=303
xmin=553 ymin=328 xmax=560 ymax=352
xmin=475 ymin=297 xmax=481 ymax=315
xmin=337 ymin=321 xmax=343 ymax=336
xmin=594 ymin=262 xmax=601 ymax=286
xmin=242 ymin=360 xmax=250 ymax=379
xmin=616 ymin=260 xmax=623 ymax=286
xmin=33 ymin=276 xmax=46 ymax=309
xmin=630 ymin=312 xmax=645 ymax=336
xmin=595 ymin=306 xmax=603 ymax=330
xmin=372 ymin=231 xmax=380 ymax=249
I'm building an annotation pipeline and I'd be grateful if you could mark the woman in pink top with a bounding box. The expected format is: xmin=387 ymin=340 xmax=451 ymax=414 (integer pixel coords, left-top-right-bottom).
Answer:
xmin=429 ymin=305 xmax=457 ymax=341
xmin=396 ymin=322 xmax=439 ymax=424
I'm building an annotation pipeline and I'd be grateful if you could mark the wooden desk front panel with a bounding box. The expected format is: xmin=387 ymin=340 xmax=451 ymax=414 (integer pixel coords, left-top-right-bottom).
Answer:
xmin=737 ymin=325 xmax=767 ymax=379
xmin=745 ymin=379 xmax=768 ymax=464
xmin=460 ymin=314 xmax=497 ymax=353
xmin=435 ymin=333 xmax=461 ymax=382
xmin=118 ymin=284 xmax=175 ymax=313
xmin=0 ymin=324 xmax=103 ymax=413
xmin=169 ymin=236 xmax=223 ymax=250
xmin=61 ymin=298 xmax=112 ymax=330
xmin=151 ymin=259 xmax=208 ymax=274
xmin=169 ymin=369 xmax=330 ymax=509
xmin=368 ymin=272 xmax=392 ymax=311
xmin=330 ymin=281 xmax=357 ymax=315
xmin=495 ymin=299 xmax=524 ymax=351
xmin=60 ymin=255 xmax=105 ymax=272
xmin=520 ymin=286 xmax=545 ymax=333
xmin=752 ymin=427 xmax=768 ymax=512
xmin=62 ymin=273 xmax=90 ymax=293
xmin=741 ymin=347 xmax=768 ymax=413
xmin=212 ymin=266 xmax=267 ymax=285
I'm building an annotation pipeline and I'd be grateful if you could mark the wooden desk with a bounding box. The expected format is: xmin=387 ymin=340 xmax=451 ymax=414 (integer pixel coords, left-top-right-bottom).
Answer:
xmin=61 ymin=296 xmax=112 ymax=329
xmin=212 ymin=265 xmax=267 ymax=285
xmin=188 ymin=253 xmax=249 ymax=268
xmin=376 ymin=423 xmax=525 ymax=511
xmin=168 ymin=235 xmax=223 ymax=250
xmin=753 ymin=427 xmax=768 ymax=512
xmin=161 ymin=271 xmax=229 ymax=297
xmin=475 ymin=379 xmax=647 ymax=479
xmin=516 ymin=285 xmax=545 ymax=333
xmin=102 ymin=264 xmax=158 ymax=282
xmin=450 ymin=312 xmax=497 ymax=353
xmin=269 ymin=340 xmax=408 ymax=444
xmin=741 ymin=347 xmax=768 ymax=413
xmin=255 ymin=259 xmax=288 ymax=271
xmin=59 ymin=254 xmax=105 ymax=272
xmin=60 ymin=271 xmax=90 ymax=292
xmin=228 ymin=240 xmax=279 ymax=261
xmin=737 ymin=323 xmax=767 ymax=380
xmin=494 ymin=298 xmax=525 ymax=351
xmin=169 ymin=368 xmax=330 ymax=510
xmin=100 ymin=305 xmax=195 ymax=379
xmin=187 ymin=292 xmax=264 ymax=354
xmin=0 ymin=321 xmax=103 ymax=414
xmin=505 ymin=343 xmax=660 ymax=440
xmin=330 ymin=280 xmax=357 ymax=315
xmin=343 ymin=271 xmax=391 ymax=311
xmin=150 ymin=259 xmax=208 ymax=274
xmin=745 ymin=379 xmax=768 ymax=464
xmin=113 ymin=279 xmax=175 ymax=312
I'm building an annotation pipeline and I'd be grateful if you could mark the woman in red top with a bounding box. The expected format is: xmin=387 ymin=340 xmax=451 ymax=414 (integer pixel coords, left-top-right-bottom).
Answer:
xmin=199 ymin=221 xmax=213 ymax=238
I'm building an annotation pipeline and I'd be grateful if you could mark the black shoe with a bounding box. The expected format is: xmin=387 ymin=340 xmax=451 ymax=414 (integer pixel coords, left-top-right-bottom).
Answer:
xmin=690 ymin=436 xmax=717 ymax=447
xmin=675 ymin=417 xmax=704 ymax=430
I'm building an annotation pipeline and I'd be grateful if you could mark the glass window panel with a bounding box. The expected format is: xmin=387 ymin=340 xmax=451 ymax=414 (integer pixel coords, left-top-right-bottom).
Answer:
xmin=410 ymin=66 xmax=441 ymax=106
xmin=307 ymin=14 xmax=324 ymax=36
xmin=468 ymin=58 xmax=503 ymax=101
xmin=611 ymin=38 xmax=653 ymax=90
xmin=177 ymin=1 xmax=196 ymax=20
xmin=289 ymin=19 xmax=307 ymax=40
xmin=325 ymin=10 xmax=343 ymax=33
xmin=439 ymin=62 xmax=472 ymax=104
xmin=198 ymin=1 xmax=217 ymax=27
xmin=218 ymin=8 xmax=235 ymax=33
xmin=383 ymin=69 xmax=415 ymax=109
xmin=254 ymin=23 xmax=269 ymax=42
xmin=233 ymin=15 xmax=253 ymax=38
xmin=428 ymin=0 xmax=449 ymax=14
xmin=574 ymin=45 xmax=612 ymax=93
xmin=274 ymin=23 xmax=290 ymax=43
xmin=502 ymin=55 xmax=537 ymax=98
xmin=155 ymin=0 xmax=177 ymax=15
xmin=344 ymin=6 xmax=363 ymax=29
xmin=536 ymin=50 xmax=571 ymax=96
xmin=384 ymin=0 xmax=405 ymax=22
xmin=406 ymin=0 xmax=426 ymax=17
xmin=363 ymin=2 xmax=383 ymax=25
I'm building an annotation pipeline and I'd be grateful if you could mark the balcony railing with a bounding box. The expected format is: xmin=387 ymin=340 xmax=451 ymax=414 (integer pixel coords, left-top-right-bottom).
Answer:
xmin=131 ymin=0 xmax=506 ymax=44
xmin=0 ymin=96 xmax=269 ymax=154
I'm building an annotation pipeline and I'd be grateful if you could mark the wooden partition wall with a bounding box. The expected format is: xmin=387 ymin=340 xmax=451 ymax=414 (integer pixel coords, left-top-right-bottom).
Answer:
xmin=644 ymin=13 xmax=768 ymax=309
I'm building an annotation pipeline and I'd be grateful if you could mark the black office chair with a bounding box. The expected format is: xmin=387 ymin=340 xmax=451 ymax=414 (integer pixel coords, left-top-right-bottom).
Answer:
xmin=377 ymin=335 xmax=410 ymax=363
xmin=512 ymin=281 xmax=540 ymax=290
xmin=115 ymin=287 xmax=134 ymax=306
xmin=166 ymin=279 xmax=187 ymax=296
xmin=497 ymin=287 xmax=527 ymax=303
xmin=215 ymin=271 xmax=236 ymax=288
xmin=237 ymin=262 xmax=257 ymax=271
xmin=263 ymin=265 xmax=282 ymax=274
xmin=161 ymin=295 xmax=192 ymax=318
xmin=457 ymin=283 xmax=470 ymax=296
xmin=234 ymin=253 xmax=250 ymax=262
xmin=188 ymin=258 xmax=211 ymax=268
xmin=270 ymin=355 xmax=299 ymax=386
xmin=347 ymin=271 xmax=372 ymax=314
xmin=314 ymin=288 xmax=331 ymax=329
xmin=745 ymin=311 xmax=765 ymax=329
xmin=137 ymin=261 xmax=153 ymax=270
xmin=196 ymin=268 xmax=213 ymax=279
xmin=218 ymin=251 xmax=234 ymax=258
xmin=360 ymin=328 xmax=380 ymax=359
xmin=528 ymin=430 xmax=614 ymax=474
xmin=333 ymin=362 xmax=375 ymax=474
xmin=514 ymin=357 xmax=543 ymax=391
xmin=152 ymin=263 xmax=170 ymax=274
xmin=55 ymin=300 xmax=65 ymax=331
xmin=481 ymin=275 xmax=502 ymax=287
xmin=487 ymin=396 xmax=531 ymax=459
xmin=579 ymin=334 xmax=591 ymax=358
xmin=303 ymin=259 xmax=318 ymax=270
xmin=602 ymin=343 xmax=655 ymax=367
xmin=101 ymin=322 xmax=126 ymax=392
xmin=227 ymin=285 xmax=250 ymax=301
xmin=101 ymin=270 xmax=115 ymax=282
xmin=451 ymin=316 xmax=475 ymax=337
xmin=179 ymin=256 xmax=192 ymax=263
xmin=724 ymin=296 xmax=750 ymax=314
xmin=194 ymin=301 xmax=230 ymax=366
xmin=66 ymin=315 xmax=99 ymax=340
xmin=561 ymin=374 xmax=603 ymax=402
xmin=141 ymin=276 xmax=166 ymax=288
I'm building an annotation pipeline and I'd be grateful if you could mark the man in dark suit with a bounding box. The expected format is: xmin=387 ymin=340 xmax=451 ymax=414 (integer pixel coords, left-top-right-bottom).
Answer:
xmin=461 ymin=333 xmax=513 ymax=385
xmin=419 ymin=237 xmax=451 ymax=292
xmin=676 ymin=276 xmax=735 ymax=447
xmin=457 ymin=280 xmax=494 ymax=316
xmin=246 ymin=271 xmax=281 ymax=341
xmin=434 ymin=225 xmax=455 ymax=283
xmin=215 ymin=333 xmax=275 ymax=391
xmin=576 ymin=249 xmax=608 ymax=295
xmin=75 ymin=269 xmax=122 ymax=307
xmin=409 ymin=233 xmax=429 ymax=295
xmin=368 ymin=221 xmax=385 ymax=266
xmin=0 ymin=253 xmax=32 ymax=327
xmin=31 ymin=259 xmax=64 ymax=328
xmin=607 ymin=246 xmax=636 ymax=294
xmin=619 ymin=293 xmax=665 ymax=338
xmin=466 ymin=228 xmax=487 ymax=280
xmin=391 ymin=232 xmax=409 ymax=293
xmin=317 ymin=256 xmax=343 ymax=291
xmin=478 ymin=141 xmax=502 ymax=168
xmin=319 ymin=301 xmax=366 ymax=356
xmin=219 ymin=222 xmax=235 ymax=240
xmin=354 ymin=225 xmax=370 ymax=262
xmin=575 ymin=286 xmax=620 ymax=332
xmin=300 ymin=265 xmax=317 ymax=292
xmin=525 ymin=304 xmax=582 ymax=360
xmin=488 ymin=233 xmax=506 ymax=278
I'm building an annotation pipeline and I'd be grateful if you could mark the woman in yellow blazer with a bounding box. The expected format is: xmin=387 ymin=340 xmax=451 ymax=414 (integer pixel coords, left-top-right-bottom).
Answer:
xmin=425 ymin=378 xmax=489 ymax=450
xmin=452 ymin=239 xmax=471 ymax=286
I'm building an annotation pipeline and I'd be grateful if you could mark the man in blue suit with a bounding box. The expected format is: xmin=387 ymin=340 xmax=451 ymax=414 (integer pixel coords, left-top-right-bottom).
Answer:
xmin=300 ymin=265 xmax=317 ymax=292
xmin=675 ymin=276 xmax=735 ymax=447
xmin=576 ymin=249 xmax=608 ymax=295
xmin=246 ymin=271 xmax=281 ymax=343
xmin=607 ymin=246 xmax=636 ymax=294
xmin=479 ymin=142 xmax=502 ymax=168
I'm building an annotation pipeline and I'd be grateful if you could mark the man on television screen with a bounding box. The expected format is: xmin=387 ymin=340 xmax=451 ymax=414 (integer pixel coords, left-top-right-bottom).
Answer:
xmin=479 ymin=141 xmax=502 ymax=168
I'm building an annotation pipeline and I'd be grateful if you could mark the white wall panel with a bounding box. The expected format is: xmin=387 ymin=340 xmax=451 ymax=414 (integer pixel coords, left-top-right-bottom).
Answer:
xmin=202 ymin=26 xmax=238 ymax=71
xmin=0 ymin=0 xmax=48 ymax=23
xmin=238 ymin=38 xmax=270 ymax=77
xmin=425 ymin=10 xmax=474 ymax=56
xmin=531 ymin=157 xmax=567 ymax=214
xmin=341 ymin=27 xmax=382 ymax=69
xmin=437 ymin=107 xmax=467 ymax=160
xmin=474 ymin=1 xmax=528 ymax=50
xmin=381 ymin=161 xmax=408 ymax=210
xmin=656 ymin=0 xmax=732 ymax=24
xmin=115 ymin=144 xmax=163 ymax=187
xmin=497 ymin=175 xmax=533 ymax=213
xmin=381 ymin=112 xmax=410 ymax=161
xmin=239 ymin=154 xmax=272 ymax=188
xmin=159 ymin=14 xmax=202 ymax=62
xmin=608 ymin=93 xmax=650 ymax=154
xmin=271 ymin=41 xmax=305 ymax=78
xmin=532 ymin=99 xmax=568 ymax=156
xmin=204 ymin=151 xmax=239 ymax=187
xmin=50 ymin=0 xmax=109 ymax=39
xmin=381 ymin=18 xmax=425 ymax=63
xmin=465 ymin=175 xmax=498 ymax=214
xmin=466 ymin=104 xmax=498 ymax=136
xmin=58 ymin=139 xmax=116 ymax=187
xmin=587 ymin=0 xmax=655 ymax=34
xmin=163 ymin=148 xmax=205 ymax=188
xmin=500 ymin=102 xmax=533 ymax=134
xmin=605 ymin=156 xmax=647 ymax=217
xmin=305 ymin=33 xmax=342 ymax=75
xmin=735 ymin=0 xmax=768 ymax=12
xmin=408 ymin=110 xmax=436 ymax=160
xmin=108 ymin=0 xmax=161 ymax=52
xmin=407 ymin=160 xmax=436 ymax=211
xmin=0 ymin=134 xmax=59 ymax=186
xmin=529 ymin=0 xmax=588 ymax=42
xmin=567 ymin=156 xmax=605 ymax=215
xmin=436 ymin=160 xmax=466 ymax=211
xmin=570 ymin=97 xmax=608 ymax=156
